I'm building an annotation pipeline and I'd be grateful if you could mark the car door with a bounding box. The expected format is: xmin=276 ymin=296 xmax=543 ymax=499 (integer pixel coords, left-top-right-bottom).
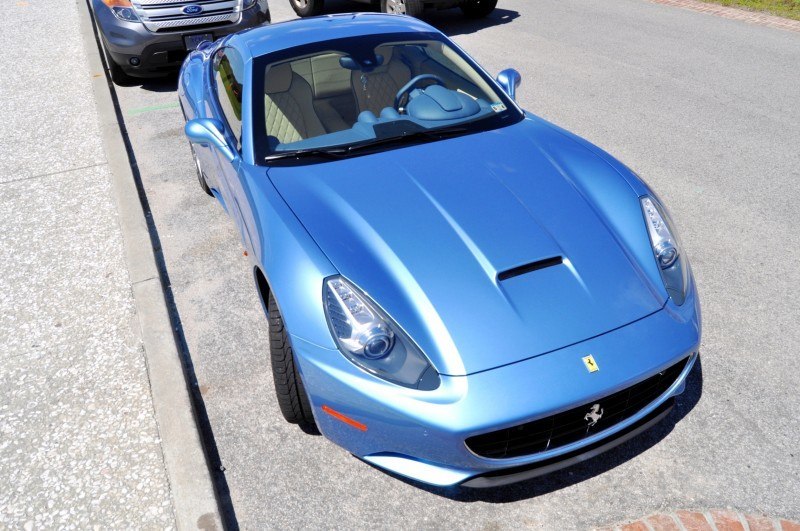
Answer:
xmin=210 ymin=46 xmax=254 ymax=253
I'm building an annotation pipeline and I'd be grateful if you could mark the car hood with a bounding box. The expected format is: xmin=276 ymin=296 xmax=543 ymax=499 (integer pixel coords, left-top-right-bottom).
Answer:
xmin=267 ymin=118 xmax=664 ymax=376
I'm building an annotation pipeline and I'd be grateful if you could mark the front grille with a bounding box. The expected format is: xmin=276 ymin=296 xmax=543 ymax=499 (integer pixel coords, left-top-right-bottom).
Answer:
xmin=132 ymin=0 xmax=241 ymax=32
xmin=466 ymin=357 xmax=689 ymax=459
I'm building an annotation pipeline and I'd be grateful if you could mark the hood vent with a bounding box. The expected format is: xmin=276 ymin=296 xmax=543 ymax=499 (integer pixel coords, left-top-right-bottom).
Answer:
xmin=497 ymin=256 xmax=563 ymax=282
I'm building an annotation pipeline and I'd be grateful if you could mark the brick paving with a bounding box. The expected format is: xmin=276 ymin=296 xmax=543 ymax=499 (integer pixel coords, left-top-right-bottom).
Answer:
xmin=650 ymin=0 xmax=800 ymax=32
xmin=599 ymin=510 xmax=800 ymax=531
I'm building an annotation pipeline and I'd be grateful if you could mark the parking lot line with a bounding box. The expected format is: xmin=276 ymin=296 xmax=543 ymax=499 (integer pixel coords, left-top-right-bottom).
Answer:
xmin=127 ymin=102 xmax=181 ymax=116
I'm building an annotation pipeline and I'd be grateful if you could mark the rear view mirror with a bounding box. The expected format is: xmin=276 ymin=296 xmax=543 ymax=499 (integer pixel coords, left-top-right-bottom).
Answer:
xmin=339 ymin=56 xmax=359 ymax=70
xmin=496 ymin=68 xmax=522 ymax=101
xmin=185 ymin=118 xmax=236 ymax=162
xmin=339 ymin=53 xmax=384 ymax=73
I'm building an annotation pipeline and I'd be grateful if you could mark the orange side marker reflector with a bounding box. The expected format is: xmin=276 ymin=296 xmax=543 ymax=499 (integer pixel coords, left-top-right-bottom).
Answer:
xmin=322 ymin=405 xmax=367 ymax=432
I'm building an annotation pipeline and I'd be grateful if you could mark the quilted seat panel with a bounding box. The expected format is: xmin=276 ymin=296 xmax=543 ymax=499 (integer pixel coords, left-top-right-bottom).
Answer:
xmin=265 ymin=92 xmax=305 ymax=145
xmin=264 ymin=69 xmax=326 ymax=148
xmin=352 ymin=48 xmax=412 ymax=116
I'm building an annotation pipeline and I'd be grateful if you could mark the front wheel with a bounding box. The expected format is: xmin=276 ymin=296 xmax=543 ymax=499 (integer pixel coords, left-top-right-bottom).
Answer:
xmin=460 ymin=0 xmax=497 ymax=18
xmin=268 ymin=292 xmax=319 ymax=434
xmin=381 ymin=0 xmax=424 ymax=17
xmin=101 ymin=41 xmax=134 ymax=85
xmin=289 ymin=0 xmax=324 ymax=16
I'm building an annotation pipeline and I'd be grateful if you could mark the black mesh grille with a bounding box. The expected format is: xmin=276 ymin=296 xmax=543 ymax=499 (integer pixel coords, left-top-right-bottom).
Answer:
xmin=466 ymin=357 xmax=689 ymax=459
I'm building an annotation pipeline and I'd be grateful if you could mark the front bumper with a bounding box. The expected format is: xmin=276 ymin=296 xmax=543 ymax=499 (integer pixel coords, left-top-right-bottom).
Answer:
xmin=293 ymin=282 xmax=700 ymax=488
xmin=92 ymin=2 xmax=269 ymax=77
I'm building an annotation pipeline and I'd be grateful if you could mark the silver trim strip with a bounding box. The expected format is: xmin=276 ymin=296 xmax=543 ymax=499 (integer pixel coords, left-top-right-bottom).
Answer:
xmin=131 ymin=0 xmax=242 ymax=31
xmin=137 ymin=1 xmax=239 ymax=19
xmin=135 ymin=0 xmax=234 ymax=5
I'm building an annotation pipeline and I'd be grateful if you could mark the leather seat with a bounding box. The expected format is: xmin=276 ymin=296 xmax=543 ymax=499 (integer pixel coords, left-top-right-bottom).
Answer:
xmin=351 ymin=47 xmax=411 ymax=116
xmin=264 ymin=62 xmax=326 ymax=148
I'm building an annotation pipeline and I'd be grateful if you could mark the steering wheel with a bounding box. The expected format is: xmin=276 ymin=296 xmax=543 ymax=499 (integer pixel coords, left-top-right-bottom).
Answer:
xmin=394 ymin=74 xmax=445 ymax=110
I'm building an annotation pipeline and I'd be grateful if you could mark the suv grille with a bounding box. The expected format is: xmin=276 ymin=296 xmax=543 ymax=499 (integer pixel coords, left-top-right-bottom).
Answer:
xmin=465 ymin=357 xmax=689 ymax=459
xmin=131 ymin=0 xmax=241 ymax=33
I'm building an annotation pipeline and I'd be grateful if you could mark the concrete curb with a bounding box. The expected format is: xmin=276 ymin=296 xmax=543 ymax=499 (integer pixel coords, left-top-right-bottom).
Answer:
xmin=76 ymin=1 xmax=223 ymax=529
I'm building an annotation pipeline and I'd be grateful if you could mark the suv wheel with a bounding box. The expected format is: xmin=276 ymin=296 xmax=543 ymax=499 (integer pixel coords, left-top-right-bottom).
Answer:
xmin=290 ymin=0 xmax=324 ymax=17
xmin=381 ymin=0 xmax=424 ymax=17
xmin=102 ymin=43 xmax=134 ymax=85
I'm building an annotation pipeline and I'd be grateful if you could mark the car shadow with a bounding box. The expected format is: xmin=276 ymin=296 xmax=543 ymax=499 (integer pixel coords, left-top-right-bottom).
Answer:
xmin=368 ymin=356 xmax=704 ymax=501
xmin=319 ymin=0 xmax=379 ymax=14
xmin=110 ymin=72 xmax=178 ymax=92
xmin=137 ymin=74 xmax=179 ymax=92
xmin=423 ymin=7 xmax=520 ymax=36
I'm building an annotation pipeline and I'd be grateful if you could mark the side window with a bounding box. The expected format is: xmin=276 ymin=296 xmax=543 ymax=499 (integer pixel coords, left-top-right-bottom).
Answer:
xmin=213 ymin=48 xmax=244 ymax=149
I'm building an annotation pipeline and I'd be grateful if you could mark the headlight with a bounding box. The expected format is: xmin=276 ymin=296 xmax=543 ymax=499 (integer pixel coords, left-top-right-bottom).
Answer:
xmin=324 ymin=277 xmax=440 ymax=390
xmin=641 ymin=196 xmax=689 ymax=305
xmin=243 ymin=0 xmax=258 ymax=8
xmin=101 ymin=0 xmax=140 ymax=22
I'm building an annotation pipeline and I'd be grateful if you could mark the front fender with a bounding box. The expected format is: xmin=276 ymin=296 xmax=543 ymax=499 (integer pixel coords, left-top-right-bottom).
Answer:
xmin=178 ymin=49 xmax=210 ymax=121
xmin=243 ymin=168 xmax=339 ymax=350
xmin=179 ymin=48 xmax=224 ymax=191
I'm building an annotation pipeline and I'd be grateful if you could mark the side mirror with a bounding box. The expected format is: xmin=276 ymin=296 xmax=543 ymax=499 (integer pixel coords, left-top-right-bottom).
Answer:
xmin=496 ymin=68 xmax=522 ymax=101
xmin=185 ymin=118 xmax=236 ymax=162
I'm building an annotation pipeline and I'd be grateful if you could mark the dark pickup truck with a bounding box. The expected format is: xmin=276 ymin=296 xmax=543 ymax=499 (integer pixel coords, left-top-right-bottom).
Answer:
xmin=289 ymin=0 xmax=497 ymax=19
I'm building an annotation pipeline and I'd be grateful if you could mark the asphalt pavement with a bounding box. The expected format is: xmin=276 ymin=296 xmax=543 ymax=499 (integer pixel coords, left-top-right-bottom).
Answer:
xmin=108 ymin=0 xmax=800 ymax=528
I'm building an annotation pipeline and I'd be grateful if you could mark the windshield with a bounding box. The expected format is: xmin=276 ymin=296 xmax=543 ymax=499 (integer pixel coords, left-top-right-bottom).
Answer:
xmin=251 ymin=32 xmax=522 ymax=163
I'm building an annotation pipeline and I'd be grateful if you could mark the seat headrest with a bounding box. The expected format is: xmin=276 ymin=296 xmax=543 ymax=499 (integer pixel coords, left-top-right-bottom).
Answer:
xmin=265 ymin=63 xmax=293 ymax=94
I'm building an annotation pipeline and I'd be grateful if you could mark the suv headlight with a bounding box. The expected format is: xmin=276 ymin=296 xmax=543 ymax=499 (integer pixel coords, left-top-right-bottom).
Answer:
xmin=243 ymin=0 xmax=258 ymax=8
xmin=324 ymin=277 xmax=439 ymax=390
xmin=101 ymin=0 xmax=140 ymax=22
xmin=641 ymin=196 xmax=689 ymax=305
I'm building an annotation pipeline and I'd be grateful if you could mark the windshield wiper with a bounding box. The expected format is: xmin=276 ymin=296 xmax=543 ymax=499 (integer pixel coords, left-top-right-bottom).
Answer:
xmin=264 ymin=126 xmax=471 ymax=162
xmin=343 ymin=126 xmax=470 ymax=154
xmin=264 ymin=147 xmax=349 ymax=162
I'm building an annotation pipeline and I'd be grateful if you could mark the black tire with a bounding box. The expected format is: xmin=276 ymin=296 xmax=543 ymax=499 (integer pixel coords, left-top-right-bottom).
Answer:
xmin=109 ymin=61 xmax=134 ymax=85
xmin=289 ymin=0 xmax=324 ymax=17
xmin=268 ymin=292 xmax=318 ymax=434
xmin=190 ymin=143 xmax=213 ymax=196
xmin=101 ymin=42 xmax=135 ymax=85
xmin=460 ymin=0 xmax=497 ymax=18
xmin=381 ymin=0 xmax=423 ymax=17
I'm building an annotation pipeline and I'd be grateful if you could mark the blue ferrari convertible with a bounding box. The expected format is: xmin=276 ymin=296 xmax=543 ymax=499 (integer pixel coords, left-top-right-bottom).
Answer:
xmin=178 ymin=13 xmax=701 ymax=488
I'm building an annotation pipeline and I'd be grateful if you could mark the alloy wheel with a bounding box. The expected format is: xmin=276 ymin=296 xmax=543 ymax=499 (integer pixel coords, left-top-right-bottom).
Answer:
xmin=385 ymin=0 xmax=406 ymax=14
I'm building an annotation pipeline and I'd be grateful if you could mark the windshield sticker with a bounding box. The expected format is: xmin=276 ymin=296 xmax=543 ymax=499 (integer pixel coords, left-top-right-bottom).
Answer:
xmin=491 ymin=102 xmax=507 ymax=113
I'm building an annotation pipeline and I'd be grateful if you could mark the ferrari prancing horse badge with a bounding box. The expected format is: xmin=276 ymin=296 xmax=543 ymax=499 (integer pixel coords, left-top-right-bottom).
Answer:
xmin=582 ymin=354 xmax=599 ymax=373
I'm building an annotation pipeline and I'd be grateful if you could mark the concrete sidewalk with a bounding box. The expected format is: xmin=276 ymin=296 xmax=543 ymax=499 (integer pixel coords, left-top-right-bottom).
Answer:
xmin=0 ymin=1 xmax=212 ymax=527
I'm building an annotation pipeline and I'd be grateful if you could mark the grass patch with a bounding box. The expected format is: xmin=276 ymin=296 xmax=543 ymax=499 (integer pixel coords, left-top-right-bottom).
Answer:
xmin=700 ymin=0 xmax=800 ymax=20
